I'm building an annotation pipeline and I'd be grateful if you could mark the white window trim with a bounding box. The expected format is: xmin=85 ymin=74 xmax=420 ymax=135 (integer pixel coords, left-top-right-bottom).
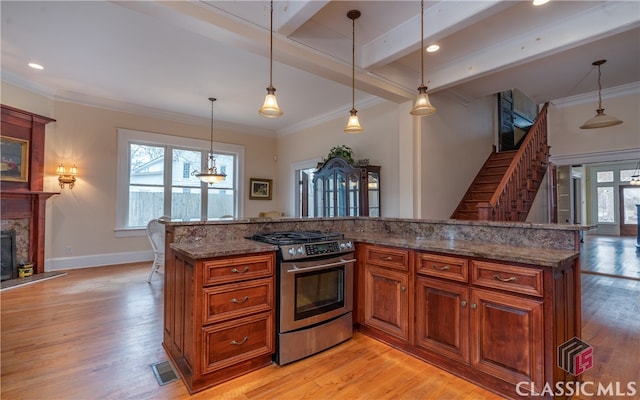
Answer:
xmin=115 ymin=128 xmax=244 ymax=236
xmin=290 ymin=157 xmax=322 ymax=217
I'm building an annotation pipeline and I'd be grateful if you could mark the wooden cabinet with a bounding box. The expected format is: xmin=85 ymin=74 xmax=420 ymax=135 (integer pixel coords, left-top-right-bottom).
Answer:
xmin=362 ymin=245 xmax=410 ymax=341
xmin=313 ymin=157 xmax=381 ymax=217
xmin=377 ymin=250 xmax=580 ymax=399
xmin=470 ymin=288 xmax=543 ymax=389
xmin=163 ymin=251 xmax=275 ymax=394
xmin=415 ymin=275 xmax=469 ymax=363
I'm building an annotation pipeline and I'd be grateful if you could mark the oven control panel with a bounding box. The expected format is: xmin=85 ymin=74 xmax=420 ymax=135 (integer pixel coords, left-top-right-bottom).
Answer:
xmin=281 ymin=239 xmax=353 ymax=260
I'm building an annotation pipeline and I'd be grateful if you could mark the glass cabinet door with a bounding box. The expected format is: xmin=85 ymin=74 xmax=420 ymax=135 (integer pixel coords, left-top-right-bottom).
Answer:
xmin=368 ymin=171 xmax=380 ymax=217
xmin=348 ymin=174 xmax=360 ymax=216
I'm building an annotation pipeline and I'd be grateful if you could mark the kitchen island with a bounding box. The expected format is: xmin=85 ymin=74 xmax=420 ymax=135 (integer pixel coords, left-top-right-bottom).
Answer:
xmin=163 ymin=217 xmax=588 ymax=399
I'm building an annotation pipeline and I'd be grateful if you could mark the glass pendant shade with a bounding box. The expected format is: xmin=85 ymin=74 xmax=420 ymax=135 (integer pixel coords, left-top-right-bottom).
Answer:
xmin=580 ymin=59 xmax=622 ymax=129
xmin=345 ymin=10 xmax=363 ymax=134
xmin=193 ymin=97 xmax=226 ymax=185
xmin=579 ymin=108 xmax=623 ymax=129
xmin=629 ymin=161 xmax=640 ymax=186
xmin=259 ymin=0 xmax=283 ymax=118
xmin=195 ymin=157 xmax=226 ymax=184
xmin=259 ymin=86 xmax=283 ymax=118
xmin=410 ymin=86 xmax=436 ymax=116
xmin=344 ymin=109 xmax=363 ymax=134
xmin=410 ymin=0 xmax=436 ymax=117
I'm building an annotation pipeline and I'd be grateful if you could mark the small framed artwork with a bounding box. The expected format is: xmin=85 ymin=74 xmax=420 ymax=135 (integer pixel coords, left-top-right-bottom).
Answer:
xmin=249 ymin=178 xmax=272 ymax=200
xmin=0 ymin=136 xmax=29 ymax=182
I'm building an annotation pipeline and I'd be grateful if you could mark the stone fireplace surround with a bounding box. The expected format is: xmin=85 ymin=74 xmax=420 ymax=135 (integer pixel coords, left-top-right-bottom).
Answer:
xmin=0 ymin=104 xmax=57 ymax=275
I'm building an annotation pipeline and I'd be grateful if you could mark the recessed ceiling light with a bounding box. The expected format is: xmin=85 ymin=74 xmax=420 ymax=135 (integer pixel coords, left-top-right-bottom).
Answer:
xmin=28 ymin=62 xmax=44 ymax=70
xmin=426 ymin=44 xmax=440 ymax=53
xmin=532 ymin=0 xmax=549 ymax=6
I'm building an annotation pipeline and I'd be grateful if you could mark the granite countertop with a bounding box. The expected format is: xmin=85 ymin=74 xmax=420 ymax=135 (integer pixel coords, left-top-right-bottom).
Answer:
xmin=346 ymin=232 xmax=579 ymax=268
xmin=170 ymin=233 xmax=578 ymax=268
xmin=171 ymin=239 xmax=278 ymax=259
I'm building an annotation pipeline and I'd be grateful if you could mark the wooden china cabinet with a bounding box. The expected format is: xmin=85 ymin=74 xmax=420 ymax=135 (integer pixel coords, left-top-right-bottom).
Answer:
xmin=312 ymin=157 xmax=381 ymax=217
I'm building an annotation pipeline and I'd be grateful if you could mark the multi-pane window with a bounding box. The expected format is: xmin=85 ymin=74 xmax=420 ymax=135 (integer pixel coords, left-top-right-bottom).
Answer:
xmin=117 ymin=129 xmax=244 ymax=231
xmin=596 ymin=186 xmax=614 ymax=223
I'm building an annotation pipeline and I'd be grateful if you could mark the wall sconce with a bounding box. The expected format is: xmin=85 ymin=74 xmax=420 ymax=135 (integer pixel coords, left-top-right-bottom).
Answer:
xmin=56 ymin=164 xmax=78 ymax=189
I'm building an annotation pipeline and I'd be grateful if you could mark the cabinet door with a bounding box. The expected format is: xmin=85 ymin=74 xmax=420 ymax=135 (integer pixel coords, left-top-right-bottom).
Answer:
xmin=364 ymin=265 xmax=409 ymax=340
xmin=415 ymin=276 xmax=469 ymax=364
xmin=470 ymin=288 xmax=544 ymax=390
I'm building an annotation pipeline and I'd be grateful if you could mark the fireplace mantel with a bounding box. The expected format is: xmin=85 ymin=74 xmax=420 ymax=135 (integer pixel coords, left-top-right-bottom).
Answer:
xmin=1 ymin=105 xmax=57 ymax=275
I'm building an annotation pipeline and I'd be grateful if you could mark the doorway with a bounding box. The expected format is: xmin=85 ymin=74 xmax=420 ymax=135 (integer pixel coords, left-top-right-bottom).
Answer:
xmin=619 ymin=185 xmax=640 ymax=236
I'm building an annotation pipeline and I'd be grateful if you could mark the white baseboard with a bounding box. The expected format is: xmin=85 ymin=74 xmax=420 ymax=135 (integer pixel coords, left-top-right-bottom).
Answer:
xmin=45 ymin=250 xmax=154 ymax=271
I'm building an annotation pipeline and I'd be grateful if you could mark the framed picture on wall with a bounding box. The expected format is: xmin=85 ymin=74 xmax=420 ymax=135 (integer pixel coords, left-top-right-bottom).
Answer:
xmin=0 ymin=136 xmax=29 ymax=182
xmin=249 ymin=178 xmax=272 ymax=200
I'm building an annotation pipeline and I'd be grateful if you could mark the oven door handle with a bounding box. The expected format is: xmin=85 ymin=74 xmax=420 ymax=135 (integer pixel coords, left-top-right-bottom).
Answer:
xmin=286 ymin=258 xmax=356 ymax=273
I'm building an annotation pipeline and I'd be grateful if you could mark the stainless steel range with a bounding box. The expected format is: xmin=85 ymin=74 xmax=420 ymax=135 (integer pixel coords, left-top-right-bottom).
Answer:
xmin=249 ymin=230 xmax=355 ymax=365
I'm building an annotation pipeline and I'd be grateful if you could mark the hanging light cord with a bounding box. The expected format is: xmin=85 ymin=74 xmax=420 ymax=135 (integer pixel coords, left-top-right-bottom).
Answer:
xmin=419 ymin=0 xmax=424 ymax=87
xmin=351 ymin=12 xmax=356 ymax=112
xmin=208 ymin=97 xmax=216 ymax=155
xmin=269 ymin=0 xmax=274 ymax=89
xmin=596 ymin=63 xmax=603 ymax=111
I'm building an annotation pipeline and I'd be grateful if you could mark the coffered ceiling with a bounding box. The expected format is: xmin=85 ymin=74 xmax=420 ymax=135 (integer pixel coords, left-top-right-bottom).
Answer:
xmin=1 ymin=1 xmax=638 ymax=135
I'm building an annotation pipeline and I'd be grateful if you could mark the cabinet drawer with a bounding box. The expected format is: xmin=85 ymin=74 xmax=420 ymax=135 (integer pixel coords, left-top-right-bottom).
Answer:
xmin=202 ymin=311 xmax=274 ymax=374
xmin=416 ymin=252 xmax=468 ymax=283
xmin=471 ymin=260 xmax=543 ymax=297
xmin=203 ymin=253 xmax=274 ymax=285
xmin=203 ymin=278 xmax=273 ymax=324
xmin=365 ymin=245 xmax=409 ymax=271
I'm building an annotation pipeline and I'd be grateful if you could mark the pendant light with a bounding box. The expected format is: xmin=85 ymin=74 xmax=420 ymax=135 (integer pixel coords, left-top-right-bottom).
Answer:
xmin=193 ymin=97 xmax=226 ymax=184
xmin=410 ymin=0 xmax=436 ymax=116
xmin=580 ymin=59 xmax=622 ymax=129
xmin=630 ymin=160 xmax=640 ymax=186
xmin=344 ymin=10 xmax=363 ymax=134
xmin=258 ymin=0 xmax=283 ymax=118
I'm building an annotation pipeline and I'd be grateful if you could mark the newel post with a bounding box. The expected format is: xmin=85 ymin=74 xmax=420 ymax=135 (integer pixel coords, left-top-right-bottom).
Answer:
xmin=476 ymin=202 xmax=492 ymax=221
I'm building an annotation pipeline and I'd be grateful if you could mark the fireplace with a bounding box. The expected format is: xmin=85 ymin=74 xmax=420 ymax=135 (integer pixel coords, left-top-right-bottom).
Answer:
xmin=1 ymin=104 xmax=57 ymax=275
xmin=1 ymin=230 xmax=17 ymax=281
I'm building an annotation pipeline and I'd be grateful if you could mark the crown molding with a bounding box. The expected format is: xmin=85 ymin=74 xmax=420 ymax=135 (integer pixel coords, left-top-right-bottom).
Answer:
xmin=550 ymin=148 xmax=640 ymax=166
xmin=551 ymin=82 xmax=640 ymax=108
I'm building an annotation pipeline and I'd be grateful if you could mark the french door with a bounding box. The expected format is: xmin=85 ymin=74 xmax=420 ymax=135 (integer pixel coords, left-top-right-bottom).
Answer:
xmin=619 ymin=185 xmax=640 ymax=236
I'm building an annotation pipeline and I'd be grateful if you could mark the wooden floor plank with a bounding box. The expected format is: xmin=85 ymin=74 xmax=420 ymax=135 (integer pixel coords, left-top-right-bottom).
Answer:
xmin=1 ymin=260 xmax=638 ymax=399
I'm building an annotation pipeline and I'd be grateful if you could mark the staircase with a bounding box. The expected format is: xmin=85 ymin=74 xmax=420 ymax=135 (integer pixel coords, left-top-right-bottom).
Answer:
xmin=451 ymin=102 xmax=550 ymax=221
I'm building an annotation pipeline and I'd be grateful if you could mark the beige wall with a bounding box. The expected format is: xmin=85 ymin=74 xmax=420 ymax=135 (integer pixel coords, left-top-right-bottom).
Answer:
xmin=275 ymin=101 xmax=400 ymax=217
xmin=2 ymin=82 xmax=277 ymax=268
xmin=419 ymin=94 xmax=496 ymax=219
xmin=3 ymin=80 xmax=639 ymax=270
xmin=548 ymin=91 xmax=640 ymax=160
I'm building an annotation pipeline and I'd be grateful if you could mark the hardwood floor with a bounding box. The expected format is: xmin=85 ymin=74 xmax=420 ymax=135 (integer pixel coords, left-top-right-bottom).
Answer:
xmin=580 ymin=234 xmax=640 ymax=280
xmin=1 ymin=263 xmax=638 ymax=399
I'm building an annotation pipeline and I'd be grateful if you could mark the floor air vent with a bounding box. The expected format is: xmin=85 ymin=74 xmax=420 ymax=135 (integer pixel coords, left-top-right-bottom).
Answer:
xmin=151 ymin=360 xmax=178 ymax=386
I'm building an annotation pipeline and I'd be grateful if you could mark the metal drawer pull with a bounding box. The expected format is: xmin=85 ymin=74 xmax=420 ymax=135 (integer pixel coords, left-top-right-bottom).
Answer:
xmin=231 ymin=266 xmax=249 ymax=274
xmin=230 ymin=336 xmax=249 ymax=345
xmin=471 ymin=303 xmax=477 ymax=309
xmin=493 ymin=274 xmax=517 ymax=283
xmin=461 ymin=301 xmax=467 ymax=307
xmin=230 ymin=296 xmax=249 ymax=304
xmin=380 ymin=256 xmax=393 ymax=261
xmin=433 ymin=264 xmax=450 ymax=271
